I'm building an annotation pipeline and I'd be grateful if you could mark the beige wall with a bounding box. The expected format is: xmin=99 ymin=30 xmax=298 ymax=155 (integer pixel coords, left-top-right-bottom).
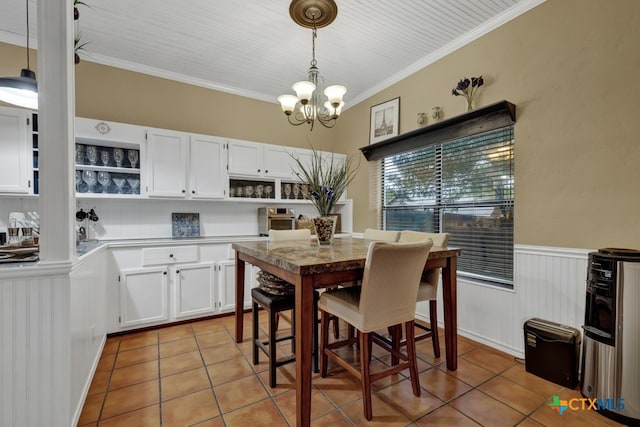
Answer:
xmin=337 ymin=0 xmax=640 ymax=249
xmin=1 ymin=0 xmax=639 ymax=249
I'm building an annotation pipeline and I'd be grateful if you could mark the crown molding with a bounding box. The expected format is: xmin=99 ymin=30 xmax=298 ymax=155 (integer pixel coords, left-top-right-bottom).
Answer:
xmin=348 ymin=0 xmax=547 ymax=108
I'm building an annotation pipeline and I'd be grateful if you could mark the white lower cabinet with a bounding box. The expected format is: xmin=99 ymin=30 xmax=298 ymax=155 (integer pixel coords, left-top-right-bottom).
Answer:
xmin=174 ymin=262 xmax=216 ymax=318
xmin=119 ymin=267 xmax=169 ymax=327
xmin=111 ymin=244 xmax=258 ymax=332
xmin=218 ymin=260 xmax=256 ymax=312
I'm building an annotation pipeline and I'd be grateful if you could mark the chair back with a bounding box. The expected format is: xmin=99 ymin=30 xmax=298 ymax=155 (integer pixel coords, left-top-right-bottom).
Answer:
xmin=269 ymin=228 xmax=311 ymax=241
xmin=363 ymin=228 xmax=399 ymax=242
xmin=398 ymin=230 xmax=449 ymax=247
xmin=398 ymin=230 xmax=449 ymax=301
xmin=358 ymin=241 xmax=432 ymax=332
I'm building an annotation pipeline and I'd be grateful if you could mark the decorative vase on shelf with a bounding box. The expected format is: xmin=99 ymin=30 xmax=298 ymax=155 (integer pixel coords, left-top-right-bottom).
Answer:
xmin=451 ymin=75 xmax=484 ymax=113
xmin=313 ymin=216 xmax=337 ymax=246
xmin=466 ymin=98 xmax=474 ymax=112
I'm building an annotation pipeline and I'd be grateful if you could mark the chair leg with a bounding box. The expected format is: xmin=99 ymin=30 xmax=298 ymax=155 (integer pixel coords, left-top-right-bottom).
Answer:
xmin=359 ymin=331 xmax=373 ymax=421
xmin=320 ymin=310 xmax=330 ymax=377
xmin=429 ymin=299 xmax=440 ymax=358
xmin=332 ymin=315 xmax=340 ymax=339
xmin=252 ymin=301 xmax=259 ymax=365
xmin=405 ymin=320 xmax=421 ymax=397
xmin=268 ymin=308 xmax=277 ymax=388
xmin=274 ymin=312 xmax=280 ymax=331
xmin=388 ymin=324 xmax=402 ymax=366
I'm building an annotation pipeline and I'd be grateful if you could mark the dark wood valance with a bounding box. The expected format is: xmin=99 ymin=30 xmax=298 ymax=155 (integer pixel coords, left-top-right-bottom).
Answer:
xmin=359 ymin=100 xmax=516 ymax=161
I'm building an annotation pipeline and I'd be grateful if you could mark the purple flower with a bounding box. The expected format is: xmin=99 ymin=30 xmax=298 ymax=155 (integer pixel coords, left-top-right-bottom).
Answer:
xmin=310 ymin=190 xmax=320 ymax=200
xmin=456 ymin=78 xmax=470 ymax=91
xmin=451 ymin=75 xmax=484 ymax=106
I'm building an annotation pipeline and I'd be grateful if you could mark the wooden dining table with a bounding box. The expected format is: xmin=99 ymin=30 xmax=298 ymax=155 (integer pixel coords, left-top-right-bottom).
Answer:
xmin=232 ymin=236 xmax=461 ymax=427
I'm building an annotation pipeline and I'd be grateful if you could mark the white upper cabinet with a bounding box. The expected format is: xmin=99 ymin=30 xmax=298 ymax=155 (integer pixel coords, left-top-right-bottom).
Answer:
xmin=227 ymin=139 xmax=303 ymax=180
xmin=227 ymin=139 xmax=262 ymax=177
xmin=146 ymin=129 xmax=227 ymax=200
xmin=262 ymin=144 xmax=295 ymax=179
xmin=189 ymin=135 xmax=226 ymax=199
xmin=0 ymin=106 xmax=32 ymax=194
xmin=146 ymin=129 xmax=189 ymax=198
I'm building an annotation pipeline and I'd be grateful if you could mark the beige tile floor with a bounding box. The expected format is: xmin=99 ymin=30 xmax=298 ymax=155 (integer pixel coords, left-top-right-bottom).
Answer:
xmin=78 ymin=313 xmax=624 ymax=426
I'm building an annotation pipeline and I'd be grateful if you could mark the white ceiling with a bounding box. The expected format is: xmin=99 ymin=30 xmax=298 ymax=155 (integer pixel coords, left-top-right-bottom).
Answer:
xmin=0 ymin=0 xmax=543 ymax=109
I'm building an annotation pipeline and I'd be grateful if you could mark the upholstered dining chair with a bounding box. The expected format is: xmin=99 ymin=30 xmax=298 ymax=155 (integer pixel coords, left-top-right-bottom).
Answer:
xmin=318 ymin=240 xmax=433 ymax=420
xmin=396 ymin=230 xmax=450 ymax=358
xmin=363 ymin=228 xmax=400 ymax=242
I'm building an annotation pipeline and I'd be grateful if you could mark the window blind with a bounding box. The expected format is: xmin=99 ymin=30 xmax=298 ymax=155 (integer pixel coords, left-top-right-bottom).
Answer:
xmin=382 ymin=126 xmax=514 ymax=286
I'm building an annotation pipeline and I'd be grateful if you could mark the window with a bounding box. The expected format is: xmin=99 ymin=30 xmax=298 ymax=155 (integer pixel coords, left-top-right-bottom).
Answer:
xmin=381 ymin=126 xmax=514 ymax=287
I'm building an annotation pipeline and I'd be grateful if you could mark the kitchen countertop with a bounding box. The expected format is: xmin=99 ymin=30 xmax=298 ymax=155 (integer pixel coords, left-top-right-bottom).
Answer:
xmin=0 ymin=235 xmax=267 ymax=270
xmin=0 ymin=233 xmax=354 ymax=271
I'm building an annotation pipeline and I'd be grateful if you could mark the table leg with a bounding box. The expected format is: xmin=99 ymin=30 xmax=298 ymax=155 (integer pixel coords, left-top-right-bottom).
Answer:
xmin=235 ymin=252 xmax=245 ymax=343
xmin=442 ymin=256 xmax=458 ymax=370
xmin=295 ymin=275 xmax=314 ymax=427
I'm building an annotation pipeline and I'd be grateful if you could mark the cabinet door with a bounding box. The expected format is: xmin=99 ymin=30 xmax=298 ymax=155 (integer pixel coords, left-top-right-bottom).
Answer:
xmin=290 ymin=148 xmax=313 ymax=181
xmin=119 ymin=267 xmax=169 ymax=327
xmin=189 ymin=135 xmax=226 ymax=199
xmin=227 ymin=139 xmax=262 ymax=177
xmin=0 ymin=106 xmax=31 ymax=194
xmin=146 ymin=129 xmax=188 ymax=197
xmin=218 ymin=260 xmax=254 ymax=312
xmin=263 ymin=145 xmax=294 ymax=179
xmin=174 ymin=263 xmax=216 ymax=318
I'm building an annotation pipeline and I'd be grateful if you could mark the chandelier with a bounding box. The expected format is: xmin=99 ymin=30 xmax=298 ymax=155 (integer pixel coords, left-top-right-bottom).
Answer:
xmin=277 ymin=0 xmax=346 ymax=131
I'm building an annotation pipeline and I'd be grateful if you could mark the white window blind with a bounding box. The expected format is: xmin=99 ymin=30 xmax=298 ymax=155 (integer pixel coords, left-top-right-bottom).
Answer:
xmin=382 ymin=126 xmax=514 ymax=287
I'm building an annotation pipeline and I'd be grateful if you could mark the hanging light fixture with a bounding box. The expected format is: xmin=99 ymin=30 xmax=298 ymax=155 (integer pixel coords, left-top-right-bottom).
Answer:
xmin=0 ymin=0 xmax=38 ymax=110
xmin=277 ymin=0 xmax=346 ymax=131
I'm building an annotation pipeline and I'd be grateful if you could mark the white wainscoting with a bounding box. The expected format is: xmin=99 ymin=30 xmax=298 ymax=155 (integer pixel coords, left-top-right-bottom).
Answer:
xmin=416 ymin=244 xmax=591 ymax=358
xmin=0 ymin=252 xmax=107 ymax=427
xmin=0 ymin=272 xmax=71 ymax=427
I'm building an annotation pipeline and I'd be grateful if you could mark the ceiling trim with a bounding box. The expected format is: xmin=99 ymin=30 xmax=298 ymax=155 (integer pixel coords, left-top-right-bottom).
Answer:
xmin=83 ymin=52 xmax=278 ymax=104
xmin=348 ymin=0 xmax=547 ymax=108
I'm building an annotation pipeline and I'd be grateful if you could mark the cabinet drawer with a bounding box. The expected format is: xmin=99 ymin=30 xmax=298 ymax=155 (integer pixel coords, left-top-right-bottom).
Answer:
xmin=142 ymin=246 xmax=198 ymax=266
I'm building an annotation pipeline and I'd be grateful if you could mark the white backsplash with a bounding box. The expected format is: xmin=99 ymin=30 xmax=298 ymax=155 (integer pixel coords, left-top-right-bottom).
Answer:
xmin=0 ymin=196 xmax=347 ymax=240
xmin=0 ymin=197 xmax=39 ymax=231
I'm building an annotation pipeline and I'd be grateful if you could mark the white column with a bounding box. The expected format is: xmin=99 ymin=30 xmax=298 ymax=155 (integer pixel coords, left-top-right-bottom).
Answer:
xmin=37 ymin=0 xmax=76 ymax=263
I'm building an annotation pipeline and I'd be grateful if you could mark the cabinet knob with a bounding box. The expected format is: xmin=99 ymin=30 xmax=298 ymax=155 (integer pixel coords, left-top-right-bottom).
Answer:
xmin=169 ymin=254 xmax=174 ymax=258
xmin=163 ymin=271 xmax=167 ymax=275
xmin=176 ymin=270 xmax=180 ymax=274
xmin=191 ymin=190 xmax=195 ymax=194
xmin=257 ymin=169 xmax=261 ymax=173
xmin=265 ymin=170 xmax=269 ymax=174
xmin=182 ymin=189 xmax=186 ymax=193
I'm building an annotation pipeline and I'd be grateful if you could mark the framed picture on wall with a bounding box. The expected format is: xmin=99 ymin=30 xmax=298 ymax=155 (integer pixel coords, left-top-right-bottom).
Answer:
xmin=369 ymin=97 xmax=400 ymax=144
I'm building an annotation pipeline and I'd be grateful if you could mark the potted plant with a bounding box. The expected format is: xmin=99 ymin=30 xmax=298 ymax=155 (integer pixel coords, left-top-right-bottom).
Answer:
xmin=291 ymin=147 xmax=360 ymax=245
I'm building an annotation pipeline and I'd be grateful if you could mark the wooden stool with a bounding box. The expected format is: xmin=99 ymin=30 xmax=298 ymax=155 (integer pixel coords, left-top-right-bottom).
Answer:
xmin=252 ymin=287 xmax=296 ymax=387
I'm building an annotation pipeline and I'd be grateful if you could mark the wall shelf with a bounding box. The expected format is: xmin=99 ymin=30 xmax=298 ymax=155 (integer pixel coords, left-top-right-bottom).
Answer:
xmin=360 ymin=100 xmax=516 ymax=161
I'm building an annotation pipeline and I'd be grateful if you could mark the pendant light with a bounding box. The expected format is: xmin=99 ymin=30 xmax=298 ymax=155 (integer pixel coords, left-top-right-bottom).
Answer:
xmin=277 ymin=0 xmax=346 ymax=131
xmin=0 ymin=0 xmax=38 ymax=110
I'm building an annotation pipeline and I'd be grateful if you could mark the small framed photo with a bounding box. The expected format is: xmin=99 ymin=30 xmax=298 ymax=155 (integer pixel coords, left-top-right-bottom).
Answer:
xmin=369 ymin=97 xmax=400 ymax=144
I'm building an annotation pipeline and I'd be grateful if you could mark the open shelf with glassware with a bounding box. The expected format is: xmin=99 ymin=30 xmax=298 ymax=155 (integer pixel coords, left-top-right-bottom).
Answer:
xmin=75 ymin=137 xmax=141 ymax=196
xmin=229 ymin=179 xmax=276 ymax=200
